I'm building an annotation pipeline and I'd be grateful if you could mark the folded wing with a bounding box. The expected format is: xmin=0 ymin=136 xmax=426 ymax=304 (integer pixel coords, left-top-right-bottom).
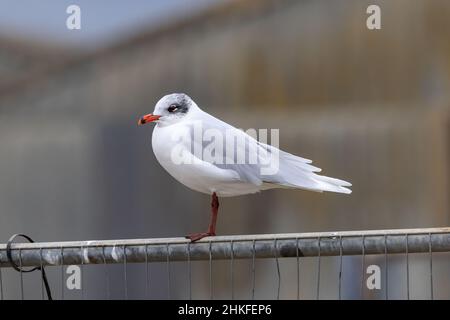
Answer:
xmin=188 ymin=112 xmax=352 ymax=194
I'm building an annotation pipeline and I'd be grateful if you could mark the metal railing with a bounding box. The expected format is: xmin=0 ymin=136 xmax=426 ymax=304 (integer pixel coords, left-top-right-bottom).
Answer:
xmin=1 ymin=227 xmax=449 ymax=300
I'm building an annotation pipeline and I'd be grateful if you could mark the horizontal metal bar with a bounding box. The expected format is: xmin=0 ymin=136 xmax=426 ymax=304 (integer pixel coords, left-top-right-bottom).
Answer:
xmin=1 ymin=227 xmax=449 ymax=268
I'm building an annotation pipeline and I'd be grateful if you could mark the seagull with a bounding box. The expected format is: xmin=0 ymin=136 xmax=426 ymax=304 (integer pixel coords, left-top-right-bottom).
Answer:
xmin=138 ymin=93 xmax=351 ymax=241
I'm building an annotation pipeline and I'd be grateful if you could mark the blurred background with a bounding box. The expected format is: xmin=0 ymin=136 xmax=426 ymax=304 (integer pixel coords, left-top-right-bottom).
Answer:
xmin=0 ymin=0 xmax=449 ymax=299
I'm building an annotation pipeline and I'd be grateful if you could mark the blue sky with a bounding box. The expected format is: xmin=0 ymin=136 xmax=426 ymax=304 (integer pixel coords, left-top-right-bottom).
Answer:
xmin=0 ymin=0 xmax=222 ymax=50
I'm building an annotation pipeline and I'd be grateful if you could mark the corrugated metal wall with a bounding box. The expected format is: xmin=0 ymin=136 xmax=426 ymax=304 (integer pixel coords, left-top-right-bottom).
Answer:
xmin=0 ymin=0 xmax=449 ymax=298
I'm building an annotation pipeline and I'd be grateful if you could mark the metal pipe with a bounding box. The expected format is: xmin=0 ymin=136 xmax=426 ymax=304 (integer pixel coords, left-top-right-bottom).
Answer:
xmin=1 ymin=227 xmax=449 ymax=268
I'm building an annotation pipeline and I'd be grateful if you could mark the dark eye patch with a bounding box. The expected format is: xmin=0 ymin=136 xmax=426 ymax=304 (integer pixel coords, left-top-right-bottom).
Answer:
xmin=168 ymin=104 xmax=179 ymax=113
xmin=167 ymin=95 xmax=190 ymax=115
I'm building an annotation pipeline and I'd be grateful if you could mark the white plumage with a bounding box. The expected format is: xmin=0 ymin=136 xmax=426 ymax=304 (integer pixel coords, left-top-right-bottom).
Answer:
xmin=147 ymin=93 xmax=351 ymax=197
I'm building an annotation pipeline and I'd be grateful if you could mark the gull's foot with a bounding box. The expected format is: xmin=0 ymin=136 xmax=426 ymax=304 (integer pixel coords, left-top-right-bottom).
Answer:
xmin=185 ymin=232 xmax=215 ymax=242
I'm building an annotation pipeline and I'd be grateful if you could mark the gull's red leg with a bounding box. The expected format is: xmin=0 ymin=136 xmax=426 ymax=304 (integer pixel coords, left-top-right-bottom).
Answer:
xmin=186 ymin=192 xmax=219 ymax=242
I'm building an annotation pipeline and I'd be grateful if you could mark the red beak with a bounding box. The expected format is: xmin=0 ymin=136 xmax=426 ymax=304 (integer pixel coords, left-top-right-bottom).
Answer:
xmin=138 ymin=114 xmax=161 ymax=125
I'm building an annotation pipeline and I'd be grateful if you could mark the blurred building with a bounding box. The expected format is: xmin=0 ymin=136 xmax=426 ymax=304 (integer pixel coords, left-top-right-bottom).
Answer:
xmin=0 ymin=0 xmax=449 ymax=299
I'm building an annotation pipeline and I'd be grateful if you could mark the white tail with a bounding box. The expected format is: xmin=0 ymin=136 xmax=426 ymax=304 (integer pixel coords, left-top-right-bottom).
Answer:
xmin=264 ymin=149 xmax=352 ymax=194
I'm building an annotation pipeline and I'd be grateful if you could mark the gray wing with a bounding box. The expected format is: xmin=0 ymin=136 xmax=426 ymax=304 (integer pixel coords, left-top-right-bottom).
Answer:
xmin=187 ymin=116 xmax=265 ymax=185
xmin=184 ymin=113 xmax=316 ymax=186
xmin=184 ymin=112 xmax=351 ymax=193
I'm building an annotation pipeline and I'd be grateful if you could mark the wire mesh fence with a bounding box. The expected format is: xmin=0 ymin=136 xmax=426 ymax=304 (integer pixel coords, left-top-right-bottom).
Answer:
xmin=0 ymin=227 xmax=449 ymax=300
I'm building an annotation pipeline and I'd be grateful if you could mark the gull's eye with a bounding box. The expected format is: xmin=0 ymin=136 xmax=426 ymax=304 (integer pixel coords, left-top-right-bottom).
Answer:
xmin=168 ymin=105 xmax=178 ymax=113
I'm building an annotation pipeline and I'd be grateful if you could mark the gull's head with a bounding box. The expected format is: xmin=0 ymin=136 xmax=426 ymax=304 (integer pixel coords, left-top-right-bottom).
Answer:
xmin=138 ymin=93 xmax=196 ymax=126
